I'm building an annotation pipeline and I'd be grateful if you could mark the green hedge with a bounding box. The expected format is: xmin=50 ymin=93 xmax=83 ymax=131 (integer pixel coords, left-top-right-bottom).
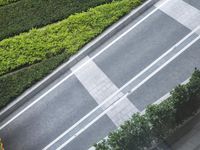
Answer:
xmin=95 ymin=69 xmax=200 ymax=150
xmin=0 ymin=52 xmax=69 ymax=110
xmin=0 ymin=0 xmax=143 ymax=109
xmin=0 ymin=0 xmax=112 ymax=40
xmin=0 ymin=0 xmax=142 ymax=76
xmin=0 ymin=0 xmax=19 ymax=6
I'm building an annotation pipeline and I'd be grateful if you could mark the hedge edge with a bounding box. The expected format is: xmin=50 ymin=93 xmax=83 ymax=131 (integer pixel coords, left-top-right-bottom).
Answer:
xmin=0 ymin=0 xmax=160 ymax=122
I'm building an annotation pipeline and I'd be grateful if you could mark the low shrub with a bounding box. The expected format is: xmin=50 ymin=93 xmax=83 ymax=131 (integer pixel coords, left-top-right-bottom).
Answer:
xmin=0 ymin=0 xmax=112 ymax=40
xmin=95 ymin=69 xmax=200 ymax=150
xmin=0 ymin=52 xmax=69 ymax=109
xmin=0 ymin=0 xmax=143 ymax=109
xmin=0 ymin=0 xmax=142 ymax=76
xmin=0 ymin=0 xmax=19 ymax=6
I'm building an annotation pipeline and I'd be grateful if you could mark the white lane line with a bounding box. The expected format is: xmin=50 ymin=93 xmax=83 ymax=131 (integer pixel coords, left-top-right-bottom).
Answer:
xmin=0 ymin=0 xmax=171 ymax=130
xmin=43 ymin=25 xmax=200 ymax=150
xmin=56 ymin=35 xmax=200 ymax=150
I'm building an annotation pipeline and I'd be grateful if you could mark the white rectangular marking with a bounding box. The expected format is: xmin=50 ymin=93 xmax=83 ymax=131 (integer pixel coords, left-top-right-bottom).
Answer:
xmin=71 ymin=57 xmax=139 ymax=126
xmin=158 ymin=0 xmax=200 ymax=32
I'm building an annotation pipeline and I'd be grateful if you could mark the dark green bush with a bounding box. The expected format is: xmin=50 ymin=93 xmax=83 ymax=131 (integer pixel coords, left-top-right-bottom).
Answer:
xmin=0 ymin=52 xmax=69 ymax=109
xmin=95 ymin=69 xmax=200 ymax=150
xmin=0 ymin=0 xmax=112 ymax=40
xmin=0 ymin=0 xmax=19 ymax=6
xmin=108 ymin=114 xmax=153 ymax=150
xmin=145 ymin=99 xmax=176 ymax=141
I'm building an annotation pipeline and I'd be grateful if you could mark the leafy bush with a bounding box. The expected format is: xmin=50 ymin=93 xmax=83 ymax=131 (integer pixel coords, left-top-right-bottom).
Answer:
xmin=0 ymin=52 xmax=69 ymax=109
xmin=95 ymin=69 xmax=200 ymax=150
xmin=0 ymin=0 xmax=143 ymax=109
xmin=0 ymin=0 xmax=112 ymax=40
xmin=0 ymin=0 xmax=19 ymax=6
xmin=0 ymin=0 xmax=142 ymax=76
xmin=108 ymin=114 xmax=153 ymax=150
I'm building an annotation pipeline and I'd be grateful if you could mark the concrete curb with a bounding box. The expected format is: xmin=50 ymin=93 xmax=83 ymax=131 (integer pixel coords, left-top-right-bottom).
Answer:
xmin=0 ymin=0 xmax=160 ymax=121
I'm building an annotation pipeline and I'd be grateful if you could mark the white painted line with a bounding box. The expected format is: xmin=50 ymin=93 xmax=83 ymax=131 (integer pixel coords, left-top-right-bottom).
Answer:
xmin=56 ymin=93 xmax=130 ymax=150
xmin=0 ymin=0 xmax=171 ymax=131
xmin=43 ymin=25 xmax=200 ymax=150
xmin=56 ymin=34 xmax=200 ymax=150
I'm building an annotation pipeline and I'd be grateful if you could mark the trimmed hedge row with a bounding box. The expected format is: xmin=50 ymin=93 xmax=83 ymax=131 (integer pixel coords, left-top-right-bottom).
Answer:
xmin=0 ymin=52 xmax=69 ymax=110
xmin=95 ymin=69 xmax=200 ymax=150
xmin=0 ymin=0 xmax=112 ymax=40
xmin=0 ymin=0 xmax=19 ymax=6
xmin=0 ymin=0 xmax=143 ymax=109
xmin=0 ymin=0 xmax=142 ymax=76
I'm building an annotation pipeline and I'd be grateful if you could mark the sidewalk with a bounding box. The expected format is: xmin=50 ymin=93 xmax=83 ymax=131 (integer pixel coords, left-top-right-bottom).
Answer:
xmin=171 ymin=113 xmax=200 ymax=150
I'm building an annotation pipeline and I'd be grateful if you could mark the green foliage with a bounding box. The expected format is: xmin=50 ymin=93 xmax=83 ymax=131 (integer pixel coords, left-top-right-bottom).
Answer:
xmin=0 ymin=0 xmax=142 ymax=76
xmin=0 ymin=0 xmax=19 ymax=6
xmin=109 ymin=114 xmax=153 ymax=150
xmin=146 ymin=99 xmax=176 ymax=140
xmin=0 ymin=0 xmax=143 ymax=109
xmin=0 ymin=52 xmax=69 ymax=109
xmin=0 ymin=0 xmax=113 ymax=40
xmin=95 ymin=69 xmax=200 ymax=150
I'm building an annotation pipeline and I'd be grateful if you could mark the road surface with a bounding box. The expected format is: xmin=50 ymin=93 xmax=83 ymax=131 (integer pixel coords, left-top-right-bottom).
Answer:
xmin=0 ymin=0 xmax=200 ymax=149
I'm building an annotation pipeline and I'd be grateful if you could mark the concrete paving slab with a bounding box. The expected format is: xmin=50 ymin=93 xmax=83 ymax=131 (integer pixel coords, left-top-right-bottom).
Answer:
xmin=172 ymin=115 xmax=200 ymax=150
xmin=158 ymin=0 xmax=200 ymax=31
xmin=72 ymin=56 xmax=139 ymax=127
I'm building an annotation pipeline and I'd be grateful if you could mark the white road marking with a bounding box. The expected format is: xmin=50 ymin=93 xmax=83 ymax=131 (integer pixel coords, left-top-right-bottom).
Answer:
xmin=158 ymin=0 xmax=200 ymax=31
xmin=43 ymin=25 xmax=200 ymax=150
xmin=72 ymin=57 xmax=139 ymax=127
xmin=56 ymin=34 xmax=200 ymax=150
xmin=0 ymin=0 xmax=172 ymax=130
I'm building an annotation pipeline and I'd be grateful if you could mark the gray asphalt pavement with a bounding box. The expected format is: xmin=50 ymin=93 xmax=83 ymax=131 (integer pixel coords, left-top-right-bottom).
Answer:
xmin=0 ymin=0 xmax=200 ymax=150
xmin=184 ymin=0 xmax=200 ymax=10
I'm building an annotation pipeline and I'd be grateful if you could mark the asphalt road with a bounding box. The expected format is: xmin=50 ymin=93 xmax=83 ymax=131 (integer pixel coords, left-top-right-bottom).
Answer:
xmin=1 ymin=0 xmax=200 ymax=149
